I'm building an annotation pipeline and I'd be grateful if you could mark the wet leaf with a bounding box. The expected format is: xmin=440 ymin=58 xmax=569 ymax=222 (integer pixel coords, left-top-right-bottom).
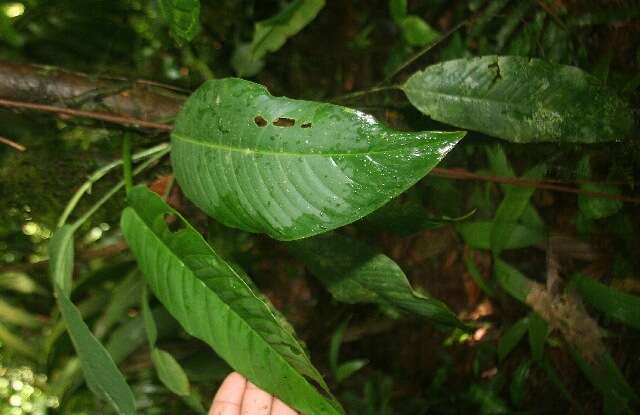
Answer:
xmin=250 ymin=0 xmax=325 ymax=60
xmin=288 ymin=233 xmax=465 ymax=328
xmin=403 ymin=56 xmax=634 ymax=143
xmin=572 ymin=274 xmax=640 ymax=330
xmin=121 ymin=186 xmax=344 ymax=415
xmin=159 ymin=0 xmax=200 ymax=43
xmin=171 ymin=78 xmax=464 ymax=240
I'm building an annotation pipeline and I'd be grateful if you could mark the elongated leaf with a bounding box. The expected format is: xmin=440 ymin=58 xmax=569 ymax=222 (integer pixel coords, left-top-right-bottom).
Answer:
xmin=528 ymin=312 xmax=548 ymax=362
xmin=49 ymin=228 xmax=136 ymax=414
xmin=403 ymin=56 xmax=634 ymax=143
xmin=121 ymin=186 xmax=344 ymax=415
xmin=251 ymin=0 xmax=325 ymax=59
xmin=151 ymin=349 xmax=191 ymax=397
xmin=491 ymin=163 xmax=546 ymax=255
xmin=572 ymin=274 xmax=640 ymax=330
xmin=288 ymin=233 xmax=464 ymax=328
xmin=172 ymin=78 xmax=463 ymax=240
xmin=577 ymin=156 xmax=622 ymax=220
xmin=0 ymin=298 xmax=42 ymax=328
xmin=457 ymin=221 xmax=544 ymax=250
xmin=0 ymin=271 xmax=48 ymax=295
xmin=497 ymin=317 xmax=528 ymax=361
xmin=494 ymin=259 xmax=537 ymax=303
xmin=463 ymin=250 xmax=496 ymax=298
xmin=158 ymin=0 xmax=200 ymax=43
xmin=510 ymin=359 xmax=531 ymax=407
xmin=49 ymin=224 xmax=75 ymax=297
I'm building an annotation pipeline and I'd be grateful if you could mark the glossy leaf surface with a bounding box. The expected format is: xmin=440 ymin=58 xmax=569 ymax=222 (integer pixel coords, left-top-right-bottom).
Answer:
xmin=403 ymin=56 xmax=634 ymax=143
xmin=288 ymin=233 xmax=464 ymax=328
xmin=121 ymin=186 xmax=343 ymax=415
xmin=250 ymin=0 xmax=325 ymax=59
xmin=171 ymin=78 xmax=464 ymax=240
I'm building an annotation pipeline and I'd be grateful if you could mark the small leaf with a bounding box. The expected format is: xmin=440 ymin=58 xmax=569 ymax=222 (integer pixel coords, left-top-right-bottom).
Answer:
xmin=121 ymin=186 xmax=344 ymax=415
xmin=251 ymin=0 xmax=325 ymax=60
xmin=510 ymin=359 xmax=531 ymax=407
xmin=336 ymin=360 xmax=368 ymax=384
xmin=577 ymin=156 xmax=622 ymax=220
xmin=171 ymin=78 xmax=464 ymax=240
xmin=288 ymin=233 xmax=465 ymax=328
xmin=151 ymin=348 xmax=191 ymax=396
xmin=457 ymin=221 xmax=544 ymax=251
xmin=463 ymin=250 xmax=495 ymax=298
xmin=0 ymin=271 xmax=48 ymax=295
xmin=0 ymin=298 xmax=42 ymax=329
xmin=491 ymin=163 xmax=546 ymax=255
xmin=494 ymin=259 xmax=537 ymax=303
xmin=528 ymin=312 xmax=548 ymax=362
xmin=56 ymin=285 xmax=136 ymax=415
xmin=403 ymin=56 xmax=634 ymax=143
xmin=497 ymin=317 xmax=529 ymax=361
xmin=572 ymin=274 xmax=640 ymax=330
xmin=49 ymin=225 xmax=76 ymax=297
xmin=399 ymin=16 xmax=439 ymax=47
xmin=158 ymin=0 xmax=200 ymax=43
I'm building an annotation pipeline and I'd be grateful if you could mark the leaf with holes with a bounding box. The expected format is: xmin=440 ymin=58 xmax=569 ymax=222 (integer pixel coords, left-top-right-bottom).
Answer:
xmin=171 ymin=78 xmax=464 ymax=240
xmin=403 ymin=56 xmax=634 ymax=143
xmin=288 ymin=233 xmax=465 ymax=329
xmin=121 ymin=186 xmax=344 ymax=415
xmin=250 ymin=0 xmax=325 ymax=60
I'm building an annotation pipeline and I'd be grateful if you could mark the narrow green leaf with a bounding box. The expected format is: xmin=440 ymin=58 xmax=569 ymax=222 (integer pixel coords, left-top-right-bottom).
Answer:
xmin=510 ymin=359 xmax=531 ymax=407
xmin=151 ymin=348 xmax=191 ymax=397
xmin=0 ymin=298 xmax=42 ymax=329
xmin=457 ymin=221 xmax=544 ymax=250
xmin=158 ymin=0 xmax=200 ymax=43
xmin=0 ymin=271 xmax=48 ymax=295
xmin=250 ymin=0 xmax=325 ymax=60
xmin=463 ymin=250 xmax=495 ymax=298
xmin=93 ymin=271 xmax=144 ymax=339
xmin=403 ymin=56 xmax=634 ymax=143
xmin=335 ymin=360 xmax=368 ymax=384
xmin=49 ymin=224 xmax=75 ymax=297
xmin=497 ymin=317 xmax=529 ymax=361
xmin=288 ymin=233 xmax=464 ymax=328
xmin=491 ymin=163 xmax=546 ymax=255
xmin=0 ymin=322 xmax=39 ymax=360
xmin=494 ymin=259 xmax=537 ymax=303
xmin=399 ymin=16 xmax=439 ymax=47
xmin=121 ymin=186 xmax=344 ymax=415
xmin=528 ymin=312 xmax=548 ymax=362
xmin=142 ymin=287 xmax=158 ymax=346
xmin=56 ymin=284 xmax=136 ymax=415
xmin=572 ymin=274 xmax=640 ymax=330
xmin=388 ymin=0 xmax=407 ymax=23
xmin=171 ymin=78 xmax=464 ymax=240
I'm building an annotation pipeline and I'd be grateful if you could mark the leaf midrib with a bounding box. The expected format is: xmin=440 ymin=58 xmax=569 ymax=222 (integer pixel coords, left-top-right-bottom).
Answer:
xmin=173 ymin=132 xmax=447 ymax=157
xmin=125 ymin=209 xmax=333 ymax=404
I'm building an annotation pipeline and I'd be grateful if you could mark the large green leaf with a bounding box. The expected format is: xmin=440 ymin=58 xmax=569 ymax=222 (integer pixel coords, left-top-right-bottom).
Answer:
xmin=158 ymin=0 xmax=200 ymax=43
xmin=49 ymin=228 xmax=136 ymax=414
xmin=288 ymin=233 xmax=464 ymax=328
xmin=121 ymin=186 xmax=344 ymax=415
xmin=403 ymin=56 xmax=634 ymax=143
xmin=250 ymin=0 xmax=325 ymax=60
xmin=171 ymin=78 xmax=464 ymax=240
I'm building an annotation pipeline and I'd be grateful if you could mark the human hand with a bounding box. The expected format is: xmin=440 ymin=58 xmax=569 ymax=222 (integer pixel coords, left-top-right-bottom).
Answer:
xmin=209 ymin=372 xmax=300 ymax=415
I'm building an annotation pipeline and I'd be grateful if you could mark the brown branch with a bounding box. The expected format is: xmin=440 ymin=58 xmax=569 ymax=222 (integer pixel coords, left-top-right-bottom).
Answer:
xmin=431 ymin=167 xmax=640 ymax=204
xmin=0 ymin=98 xmax=173 ymax=131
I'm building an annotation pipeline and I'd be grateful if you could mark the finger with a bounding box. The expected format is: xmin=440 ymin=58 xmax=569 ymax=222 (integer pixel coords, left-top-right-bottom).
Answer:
xmin=209 ymin=372 xmax=247 ymax=415
xmin=271 ymin=398 xmax=299 ymax=415
xmin=240 ymin=381 xmax=273 ymax=415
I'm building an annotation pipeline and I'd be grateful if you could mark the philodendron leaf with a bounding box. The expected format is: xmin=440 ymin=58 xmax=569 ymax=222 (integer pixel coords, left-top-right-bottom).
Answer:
xmin=121 ymin=186 xmax=344 ymax=415
xmin=158 ymin=0 xmax=200 ymax=43
xmin=49 ymin=228 xmax=136 ymax=415
xmin=288 ymin=233 xmax=465 ymax=329
xmin=403 ymin=56 xmax=634 ymax=143
xmin=251 ymin=0 xmax=325 ymax=60
xmin=171 ymin=78 xmax=464 ymax=240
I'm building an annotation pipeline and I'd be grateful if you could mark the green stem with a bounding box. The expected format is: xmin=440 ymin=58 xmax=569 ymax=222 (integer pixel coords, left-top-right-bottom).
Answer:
xmin=70 ymin=147 xmax=170 ymax=230
xmin=122 ymin=134 xmax=133 ymax=195
xmin=57 ymin=143 xmax=169 ymax=228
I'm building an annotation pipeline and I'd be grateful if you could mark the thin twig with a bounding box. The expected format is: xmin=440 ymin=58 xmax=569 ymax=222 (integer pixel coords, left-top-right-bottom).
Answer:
xmin=0 ymin=98 xmax=173 ymax=131
xmin=431 ymin=168 xmax=640 ymax=204
xmin=0 ymin=135 xmax=26 ymax=151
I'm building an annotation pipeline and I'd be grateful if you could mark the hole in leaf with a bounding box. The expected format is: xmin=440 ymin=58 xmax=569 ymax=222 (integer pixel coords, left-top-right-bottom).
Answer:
xmin=301 ymin=122 xmax=312 ymax=128
xmin=163 ymin=213 xmax=184 ymax=233
xmin=273 ymin=117 xmax=295 ymax=127
xmin=254 ymin=116 xmax=267 ymax=127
